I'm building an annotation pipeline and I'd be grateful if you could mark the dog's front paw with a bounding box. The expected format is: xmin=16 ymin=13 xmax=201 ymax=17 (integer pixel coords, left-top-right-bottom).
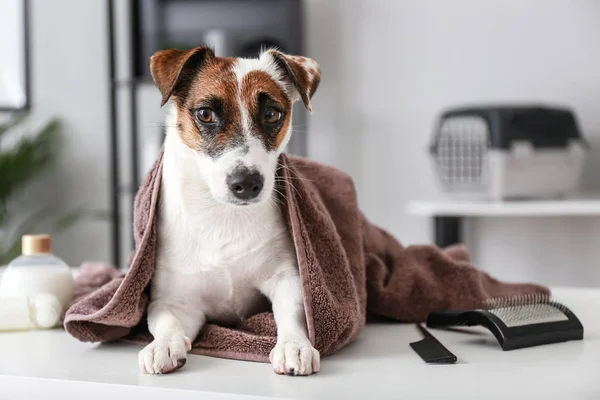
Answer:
xmin=139 ymin=333 xmax=192 ymax=374
xmin=270 ymin=338 xmax=320 ymax=376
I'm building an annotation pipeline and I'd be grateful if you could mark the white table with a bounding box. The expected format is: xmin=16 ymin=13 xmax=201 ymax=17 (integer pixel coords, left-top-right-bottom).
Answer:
xmin=0 ymin=287 xmax=598 ymax=399
xmin=406 ymin=197 xmax=600 ymax=247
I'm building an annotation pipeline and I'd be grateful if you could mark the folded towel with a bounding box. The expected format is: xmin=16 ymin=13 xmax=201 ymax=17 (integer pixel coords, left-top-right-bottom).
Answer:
xmin=72 ymin=262 xmax=122 ymax=302
xmin=64 ymin=150 xmax=549 ymax=362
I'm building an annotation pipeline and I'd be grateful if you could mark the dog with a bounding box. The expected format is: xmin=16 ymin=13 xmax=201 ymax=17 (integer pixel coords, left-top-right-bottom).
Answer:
xmin=138 ymin=46 xmax=321 ymax=376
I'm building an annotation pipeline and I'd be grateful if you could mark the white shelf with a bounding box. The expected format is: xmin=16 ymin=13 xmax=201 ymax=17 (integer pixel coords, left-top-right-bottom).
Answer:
xmin=0 ymin=288 xmax=598 ymax=399
xmin=406 ymin=195 xmax=600 ymax=217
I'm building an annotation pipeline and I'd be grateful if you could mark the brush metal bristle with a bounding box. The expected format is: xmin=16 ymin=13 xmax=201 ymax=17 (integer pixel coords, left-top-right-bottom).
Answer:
xmin=482 ymin=293 xmax=551 ymax=309
xmin=480 ymin=293 xmax=569 ymax=328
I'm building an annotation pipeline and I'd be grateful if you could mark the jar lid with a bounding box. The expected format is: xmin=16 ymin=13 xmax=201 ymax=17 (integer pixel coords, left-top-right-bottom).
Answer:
xmin=22 ymin=234 xmax=51 ymax=256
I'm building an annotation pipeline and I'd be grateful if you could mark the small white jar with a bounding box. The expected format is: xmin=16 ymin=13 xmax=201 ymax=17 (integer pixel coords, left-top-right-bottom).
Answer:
xmin=0 ymin=234 xmax=74 ymax=329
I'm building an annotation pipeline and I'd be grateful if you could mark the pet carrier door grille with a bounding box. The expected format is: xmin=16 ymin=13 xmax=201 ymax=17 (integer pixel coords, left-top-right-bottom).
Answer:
xmin=435 ymin=116 xmax=490 ymax=191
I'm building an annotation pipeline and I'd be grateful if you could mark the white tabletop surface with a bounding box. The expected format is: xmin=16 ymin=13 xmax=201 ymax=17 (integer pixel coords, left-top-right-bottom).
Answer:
xmin=406 ymin=197 xmax=600 ymax=217
xmin=0 ymin=287 xmax=598 ymax=399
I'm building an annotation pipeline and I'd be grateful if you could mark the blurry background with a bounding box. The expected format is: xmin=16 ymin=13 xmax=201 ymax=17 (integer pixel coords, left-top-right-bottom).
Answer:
xmin=1 ymin=0 xmax=599 ymax=287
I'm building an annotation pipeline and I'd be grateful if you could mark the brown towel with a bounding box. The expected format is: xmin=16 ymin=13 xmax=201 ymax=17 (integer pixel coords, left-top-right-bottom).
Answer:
xmin=64 ymin=150 xmax=549 ymax=362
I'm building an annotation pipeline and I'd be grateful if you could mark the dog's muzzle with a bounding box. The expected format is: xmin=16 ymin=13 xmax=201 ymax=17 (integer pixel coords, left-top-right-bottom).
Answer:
xmin=226 ymin=168 xmax=264 ymax=201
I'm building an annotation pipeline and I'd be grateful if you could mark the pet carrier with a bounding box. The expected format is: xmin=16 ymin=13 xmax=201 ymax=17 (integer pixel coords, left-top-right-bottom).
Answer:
xmin=429 ymin=105 xmax=587 ymax=200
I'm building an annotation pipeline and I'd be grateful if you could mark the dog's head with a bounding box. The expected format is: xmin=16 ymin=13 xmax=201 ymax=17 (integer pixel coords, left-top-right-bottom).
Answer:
xmin=150 ymin=46 xmax=320 ymax=206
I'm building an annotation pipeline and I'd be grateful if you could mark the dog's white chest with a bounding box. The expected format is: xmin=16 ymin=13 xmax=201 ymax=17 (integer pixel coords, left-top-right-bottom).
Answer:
xmin=161 ymin=244 xmax=266 ymax=323
xmin=154 ymin=177 xmax=294 ymax=324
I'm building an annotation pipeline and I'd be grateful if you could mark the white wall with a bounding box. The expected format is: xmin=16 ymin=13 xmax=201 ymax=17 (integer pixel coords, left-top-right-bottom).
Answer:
xmin=24 ymin=0 xmax=111 ymax=266
xmin=305 ymin=0 xmax=600 ymax=287
xmin=5 ymin=0 xmax=600 ymax=288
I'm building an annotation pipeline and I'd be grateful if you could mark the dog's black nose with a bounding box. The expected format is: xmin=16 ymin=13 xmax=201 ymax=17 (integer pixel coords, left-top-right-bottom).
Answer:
xmin=226 ymin=169 xmax=264 ymax=200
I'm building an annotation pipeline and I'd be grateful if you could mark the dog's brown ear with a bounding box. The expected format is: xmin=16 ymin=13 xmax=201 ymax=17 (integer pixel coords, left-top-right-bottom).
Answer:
xmin=266 ymin=50 xmax=321 ymax=113
xmin=149 ymin=46 xmax=215 ymax=107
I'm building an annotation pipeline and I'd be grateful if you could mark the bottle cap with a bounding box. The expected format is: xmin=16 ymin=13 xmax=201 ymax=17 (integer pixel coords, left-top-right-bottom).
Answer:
xmin=22 ymin=234 xmax=51 ymax=256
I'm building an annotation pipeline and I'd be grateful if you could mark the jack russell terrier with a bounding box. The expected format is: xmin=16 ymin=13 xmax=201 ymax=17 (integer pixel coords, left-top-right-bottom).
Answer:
xmin=138 ymin=46 xmax=321 ymax=376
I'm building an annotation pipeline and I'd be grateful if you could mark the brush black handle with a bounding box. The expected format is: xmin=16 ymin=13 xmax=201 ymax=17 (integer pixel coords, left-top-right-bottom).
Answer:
xmin=426 ymin=307 xmax=584 ymax=351
xmin=426 ymin=310 xmax=470 ymax=328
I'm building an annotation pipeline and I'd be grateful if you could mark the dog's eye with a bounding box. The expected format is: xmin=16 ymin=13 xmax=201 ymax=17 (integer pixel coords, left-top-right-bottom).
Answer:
xmin=196 ymin=108 xmax=215 ymax=124
xmin=263 ymin=107 xmax=282 ymax=124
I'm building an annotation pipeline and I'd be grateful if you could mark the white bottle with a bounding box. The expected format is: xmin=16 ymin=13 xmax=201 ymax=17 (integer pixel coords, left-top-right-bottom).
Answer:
xmin=0 ymin=234 xmax=74 ymax=330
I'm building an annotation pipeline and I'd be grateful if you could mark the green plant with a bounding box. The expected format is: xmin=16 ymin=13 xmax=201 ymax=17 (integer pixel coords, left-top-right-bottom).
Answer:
xmin=0 ymin=114 xmax=105 ymax=264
